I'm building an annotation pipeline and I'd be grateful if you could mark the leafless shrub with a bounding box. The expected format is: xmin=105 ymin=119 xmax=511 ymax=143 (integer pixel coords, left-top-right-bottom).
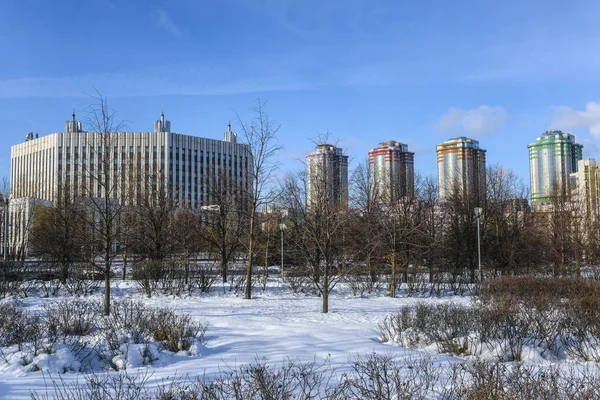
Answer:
xmin=345 ymin=270 xmax=384 ymax=297
xmin=428 ymin=271 xmax=444 ymax=297
xmin=151 ymin=308 xmax=208 ymax=352
xmin=30 ymin=370 xmax=153 ymax=400
xmin=102 ymin=300 xmax=208 ymax=354
xmin=379 ymin=303 xmax=475 ymax=355
xmin=0 ymin=261 xmax=30 ymax=298
xmin=187 ymin=262 xmax=219 ymax=293
xmin=477 ymin=275 xmax=600 ymax=306
xmin=62 ymin=263 xmax=101 ymax=296
xmin=282 ymin=272 xmax=315 ymax=295
xmin=405 ymin=272 xmax=430 ymax=297
xmin=448 ymin=272 xmax=472 ymax=296
xmin=0 ymin=302 xmax=46 ymax=354
xmin=39 ymin=279 xmax=62 ymax=297
xmin=45 ymin=299 xmax=99 ymax=340
xmin=228 ymin=268 xmax=247 ymax=292
xmin=131 ymin=260 xmax=164 ymax=298
xmin=447 ymin=359 xmax=600 ymax=399
xmin=562 ymin=295 xmax=600 ymax=361
xmin=338 ymin=353 xmax=440 ymax=400
xmin=29 ymin=354 xmax=600 ymax=399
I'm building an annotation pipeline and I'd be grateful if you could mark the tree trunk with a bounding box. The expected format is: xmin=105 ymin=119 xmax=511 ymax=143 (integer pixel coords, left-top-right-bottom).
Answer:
xmin=221 ymin=250 xmax=228 ymax=283
xmin=322 ymin=262 xmax=329 ymax=313
xmin=390 ymin=252 xmax=396 ymax=298
xmin=122 ymin=252 xmax=127 ymax=280
xmin=245 ymin=211 xmax=255 ymax=300
xmin=104 ymin=257 xmax=110 ymax=316
xmin=184 ymin=249 xmax=189 ymax=285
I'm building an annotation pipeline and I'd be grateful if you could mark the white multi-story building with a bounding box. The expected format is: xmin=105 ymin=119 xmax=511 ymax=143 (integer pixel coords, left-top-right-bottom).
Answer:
xmin=10 ymin=113 xmax=252 ymax=207
xmin=368 ymin=140 xmax=414 ymax=203
xmin=306 ymin=144 xmax=348 ymax=208
xmin=7 ymin=113 xmax=252 ymax=258
xmin=436 ymin=137 xmax=486 ymax=205
xmin=570 ymin=158 xmax=600 ymax=232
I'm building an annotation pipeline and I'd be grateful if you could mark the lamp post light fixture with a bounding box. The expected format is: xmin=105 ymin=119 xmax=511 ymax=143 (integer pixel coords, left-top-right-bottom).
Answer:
xmin=474 ymin=207 xmax=483 ymax=282
xmin=279 ymin=223 xmax=286 ymax=275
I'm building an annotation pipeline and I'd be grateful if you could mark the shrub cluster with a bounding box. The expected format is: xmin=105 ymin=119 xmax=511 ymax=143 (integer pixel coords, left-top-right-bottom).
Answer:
xmin=31 ymin=354 xmax=600 ymax=400
xmin=0 ymin=302 xmax=46 ymax=357
xmin=132 ymin=260 xmax=219 ymax=297
xmin=0 ymin=299 xmax=208 ymax=372
xmin=380 ymin=276 xmax=600 ymax=362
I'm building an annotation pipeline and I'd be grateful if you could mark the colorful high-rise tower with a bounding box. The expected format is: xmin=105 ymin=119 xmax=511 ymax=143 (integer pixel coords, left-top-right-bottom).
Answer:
xmin=528 ymin=130 xmax=583 ymax=206
xmin=306 ymin=144 xmax=348 ymax=208
xmin=368 ymin=140 xmax=414 ymax=203
xmin=436 ymin=137 xmax=486 ymax=204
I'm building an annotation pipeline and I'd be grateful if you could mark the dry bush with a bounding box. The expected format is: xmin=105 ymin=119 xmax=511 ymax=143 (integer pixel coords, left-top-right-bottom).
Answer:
xmin=447 ymin=359 xmax=600 ymax=399
xmin=0 ymin=302 xmax=46 ymax=353
xmin=282 ymin=273 xmax=314 ymax=294
xmin=151 ymin=308 xmax=208 ymax=352
xmin=0 ymin=261 xmax=31 ymax=298
xmin=344 ymin=265 xmax=386 ymax=297
xmin=131 ymin=260 xmax=165 ymax=298
xmin=187 ymin=262 xmax=220 ymax=293
xmin=338 ymin=353 xmax=440 ymax=400
xmin=477 ymin=276 xmax=600 ymax=306
xmin=30 ymin=370 xmax=153 ymax=400
xmin=562 ymin=295 xmax=600 ymax=361
xmin=101 ymin=300 xmax=208 ymax=354
xmin=29 ymin=354 xmax=600 ymax=400
xmin=45 ymin=300 xmax=99 ymax=339
xmin=379 ymin=303 xmax=476 ymax=355
xmin=61 ymin=264 xmax=101 ymax=297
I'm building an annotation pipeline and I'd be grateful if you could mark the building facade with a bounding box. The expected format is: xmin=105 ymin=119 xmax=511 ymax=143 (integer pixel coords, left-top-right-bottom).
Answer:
xmin=10 ymin=114 xmax=252 ymax=208
xmin=570 ymin=158 xmax=600 ymax=233
xmin=306 ymin=144 xmax=348 ymax=208
xmin=436 ymin=137 xmax=486 ymax=204
xmin=528 ymin=130 xmax=583 ymax=206
xmin=368 ymin=140 xmax=414 ymax=203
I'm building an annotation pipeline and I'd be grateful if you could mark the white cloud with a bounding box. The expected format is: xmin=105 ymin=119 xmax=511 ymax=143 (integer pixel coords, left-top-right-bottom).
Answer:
xmin=551 ymin=102 xmax=600 ymax=139
xmin=437 ymin=105 xmax=507 ymax=137
xmin=156 ymin=10 xmax=181 ymax=36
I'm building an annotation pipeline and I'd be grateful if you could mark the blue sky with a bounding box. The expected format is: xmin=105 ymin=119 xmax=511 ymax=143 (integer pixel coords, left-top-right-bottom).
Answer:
xmin=2 ymin=0 xmax=600 ymax=190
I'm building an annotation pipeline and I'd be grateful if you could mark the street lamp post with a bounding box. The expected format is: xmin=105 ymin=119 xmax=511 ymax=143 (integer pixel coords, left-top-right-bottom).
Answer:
xmin=279 ymin=223 xmax=286 ymax=275
xmin=474 ymin=207 xmax=483 ymax=282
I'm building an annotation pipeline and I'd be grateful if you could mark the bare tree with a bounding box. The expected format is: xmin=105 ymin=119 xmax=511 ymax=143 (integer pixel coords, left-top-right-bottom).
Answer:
xmin=483 ymin=165 xmax=539 ymax=275
xmin=126 ymin=173 xmax=176 ymax=261
xmin=378 ymin=175 xmax=430 ymax=296
xmin=79 ymin=89 xmax=126 ymax=315
xmin=200 ymin=174 xmax=246 ymax=284
xmin=281 ymin=168 xmax=349 ymax=313
xmin=29 ymin=184 xmax=87 ymax=283
xmin=346 ymin=160 xmax=385 ymax=289
xmin=236 ymin=100 xmax=282 ymax=300
xmin=439 ymin=180 xmax=479 ymax=283
xmin=172 ymin=205 xmax=202 ymax=284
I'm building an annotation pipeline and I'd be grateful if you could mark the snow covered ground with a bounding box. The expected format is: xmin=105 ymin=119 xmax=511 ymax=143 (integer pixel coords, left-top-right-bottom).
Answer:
xmin=2 ymin=278 xmax=591 ymax=398
xmin=0 ymin=279 xmax=470 ymax=399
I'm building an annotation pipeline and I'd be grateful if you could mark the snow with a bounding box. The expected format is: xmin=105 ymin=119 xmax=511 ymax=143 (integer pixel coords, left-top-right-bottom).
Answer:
xmin=0 ymin=278 xmax=585 ymax=398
